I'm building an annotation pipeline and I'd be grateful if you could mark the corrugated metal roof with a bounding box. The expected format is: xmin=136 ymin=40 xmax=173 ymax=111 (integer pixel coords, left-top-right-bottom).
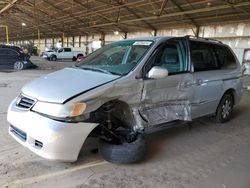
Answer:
xmin=0 ymin=0 xmax=250 ymax=40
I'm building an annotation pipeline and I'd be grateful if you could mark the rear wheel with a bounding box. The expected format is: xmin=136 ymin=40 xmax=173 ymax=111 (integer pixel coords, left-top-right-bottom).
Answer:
xmin=72 ymin=56 xmax=77 ymax=61
xmin=216 ymin=93 xmax=234 ymax=123
xmin=14 ymin=61 xmax=24 ymax=70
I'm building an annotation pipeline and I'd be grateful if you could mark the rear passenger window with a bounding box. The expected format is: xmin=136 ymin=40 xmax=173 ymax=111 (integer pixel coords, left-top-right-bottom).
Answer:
xmin=190 ymin=41 xmax=219 ymax=72
xmin=64 ymin=48 xmax=71 ymax=52
xmin=214 ymin=46 xmax=237 ymax=69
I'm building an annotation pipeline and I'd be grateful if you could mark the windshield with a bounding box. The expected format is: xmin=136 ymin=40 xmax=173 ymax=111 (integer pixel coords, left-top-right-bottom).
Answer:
xmin=76 ymin=40 xmax=153 ymax=75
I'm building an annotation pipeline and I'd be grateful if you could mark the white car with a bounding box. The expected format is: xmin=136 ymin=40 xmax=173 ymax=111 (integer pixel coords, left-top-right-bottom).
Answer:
xmin=45 ymin=48 xmax=84 ymax=61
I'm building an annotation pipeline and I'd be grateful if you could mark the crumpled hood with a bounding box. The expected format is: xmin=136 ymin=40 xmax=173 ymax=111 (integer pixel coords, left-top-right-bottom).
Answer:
xmin=22 ymin=67 xmax=119 ymax=103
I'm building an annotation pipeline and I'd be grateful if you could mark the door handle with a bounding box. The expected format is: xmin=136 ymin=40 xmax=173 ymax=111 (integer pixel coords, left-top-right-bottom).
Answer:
xmin=179 ymin=79 xmax=203 ymax=89
xmin=179 ymin=80 xmax=193 ymax=88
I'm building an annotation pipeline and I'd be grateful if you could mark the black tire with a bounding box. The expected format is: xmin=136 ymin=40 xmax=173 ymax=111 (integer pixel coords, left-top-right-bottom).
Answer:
xmin=216 ymin=93 xmax=234 ymax=123
xmin=72 ymin=56 xmax=77 ymax=61
xmin=50 ymin=55 xmax=57 ymax=61
xmin=99 ymin=134 xmax=146 ymax=164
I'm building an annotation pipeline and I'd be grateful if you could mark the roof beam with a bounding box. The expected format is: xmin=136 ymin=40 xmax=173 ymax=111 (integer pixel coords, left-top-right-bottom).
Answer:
xmin=12 ymin=6 xmax=72 ymax=37
xmin=3 ymin=0 xmax=209 ymax=32
xmin=5 ymin=11 xmax=250 ymax=40
xmin=98 ymin=0 xmax=156 ymax=30
xmin=20 ymin=1 xmax=86 ymax=35
xmin=89 ymin=1 xmax=250 ymax=28
xmin=153 ymin=0 xmax=189 ymax=26
xmin=158 ymin=0 xmax=169 ymax=16
xmin=74 ymin=0 xmax=126 ymax=32
xmin=23 ymin=1 xmax=73 ymax=33
xmin=170 ymin=0 xmax=199 ymax=27
xmin=42 ymin=0 xmax=86 ymax=25
xmin=221 ymin=0 xmax=250 ymax=15
xmin=74 ymin=0 xmax=113 ymax=22
xmin=114 ymin=0 xmax=157 ymax=30
xmin=0 ymin=0 xmax=19 ymax=15
xmin=42 ymin=0 xmax=101 ymax=34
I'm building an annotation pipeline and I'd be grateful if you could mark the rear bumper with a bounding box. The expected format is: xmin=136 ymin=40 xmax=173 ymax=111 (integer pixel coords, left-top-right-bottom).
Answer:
xmin=7 ymin=99 xmax=98 ymax=162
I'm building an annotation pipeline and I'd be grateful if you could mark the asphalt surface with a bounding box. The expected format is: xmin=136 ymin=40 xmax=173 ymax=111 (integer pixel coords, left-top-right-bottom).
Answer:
xmin=0 ymin=57 xmax=250 ymax=188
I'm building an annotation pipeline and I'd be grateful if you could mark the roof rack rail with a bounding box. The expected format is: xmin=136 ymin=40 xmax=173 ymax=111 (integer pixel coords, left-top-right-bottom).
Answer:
xmin=185 ymin=35 xmax=223 ymax=44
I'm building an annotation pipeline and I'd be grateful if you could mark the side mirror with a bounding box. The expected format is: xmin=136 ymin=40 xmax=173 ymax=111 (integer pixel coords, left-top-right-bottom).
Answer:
xmin=243 ymin=62 xmax=250 ymax=75
xmin=147 ymin=66 xmax=168 ymax=79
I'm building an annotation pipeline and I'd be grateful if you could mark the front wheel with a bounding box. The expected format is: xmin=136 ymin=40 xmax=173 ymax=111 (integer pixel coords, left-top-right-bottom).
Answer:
xmin=216 ymin=93 xmax=234 ymax=123
xmin=99 ymin=134 xmax=146 ymax=164
xmin=50 ymin=55 xmax=57 ymax=61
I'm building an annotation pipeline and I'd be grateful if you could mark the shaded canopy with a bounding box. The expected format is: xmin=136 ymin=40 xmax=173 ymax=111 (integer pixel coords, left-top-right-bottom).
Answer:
xmin=0 ymin=0 xmax=250 ymax=40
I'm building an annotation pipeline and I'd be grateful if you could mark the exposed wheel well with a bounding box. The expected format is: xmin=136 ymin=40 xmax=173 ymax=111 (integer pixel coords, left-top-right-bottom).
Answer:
xmin=93 ymin=100 xmax=134 ymax=127
xmin=224 ymin=89 xmax=236 ymax=105
xmin=88 ymin=100 xmax=136 ymax=137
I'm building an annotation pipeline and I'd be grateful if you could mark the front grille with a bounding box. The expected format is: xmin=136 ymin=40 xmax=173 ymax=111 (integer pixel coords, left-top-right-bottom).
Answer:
xmin=16 ymin=94 xmax=35 ymax=109
xmin=10 ymin=125 xmax=27 ymax=141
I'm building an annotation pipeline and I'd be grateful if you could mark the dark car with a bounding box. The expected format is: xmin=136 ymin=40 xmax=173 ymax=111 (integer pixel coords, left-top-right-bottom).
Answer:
xmin=0 ymin=45 xmax=36 ymax=70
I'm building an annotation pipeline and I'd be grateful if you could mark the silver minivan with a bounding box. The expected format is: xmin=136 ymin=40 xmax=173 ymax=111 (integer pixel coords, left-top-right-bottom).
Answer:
xmin=7 ymin=36 xmax=243 ymax=163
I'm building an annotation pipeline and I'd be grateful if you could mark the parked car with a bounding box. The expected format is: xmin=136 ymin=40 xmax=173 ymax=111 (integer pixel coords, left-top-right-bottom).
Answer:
xmin=44 ymin=47 xmax=84 ymax=61
xmin=7 ymin=36 xmax=243 ymax=163
xmin=0 ymin=45 xmax=36 ymax=70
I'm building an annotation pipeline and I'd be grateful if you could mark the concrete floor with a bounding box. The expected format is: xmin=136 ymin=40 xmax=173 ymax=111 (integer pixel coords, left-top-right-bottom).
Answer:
xmin=0 ymin=57 xmax=250 ymax=188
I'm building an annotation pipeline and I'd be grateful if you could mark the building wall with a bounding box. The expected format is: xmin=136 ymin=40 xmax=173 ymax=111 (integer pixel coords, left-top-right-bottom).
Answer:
xmin=199 ymin=23 xmax=250 ymax=63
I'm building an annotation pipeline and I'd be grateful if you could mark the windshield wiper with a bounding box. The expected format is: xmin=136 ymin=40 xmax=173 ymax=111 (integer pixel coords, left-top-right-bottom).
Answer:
xmin=74 ymin=65 xmax=121 ymax=75
xmin=106 ymin=70 xmax=123 ymax=76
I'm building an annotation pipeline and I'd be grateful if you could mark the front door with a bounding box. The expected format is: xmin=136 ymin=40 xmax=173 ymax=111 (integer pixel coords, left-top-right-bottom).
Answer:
xmin=57 ymin=48 xmax=64 ymax=59
xmin=140 ymin=38 xmax=195 ymax=127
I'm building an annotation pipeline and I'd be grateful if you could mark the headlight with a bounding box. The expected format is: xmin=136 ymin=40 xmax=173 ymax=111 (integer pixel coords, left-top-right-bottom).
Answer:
xmin=32 ymin=101 xmax=87 ymax=119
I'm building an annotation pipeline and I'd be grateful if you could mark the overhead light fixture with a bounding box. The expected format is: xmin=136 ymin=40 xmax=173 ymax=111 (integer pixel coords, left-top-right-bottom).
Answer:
xmin=21 ymin=23 xmax=26 ymax=26
xmin=207 ymin=1 xmax=212 ymax=6
xmin=114 ymin=31 xmax=119 ymax=35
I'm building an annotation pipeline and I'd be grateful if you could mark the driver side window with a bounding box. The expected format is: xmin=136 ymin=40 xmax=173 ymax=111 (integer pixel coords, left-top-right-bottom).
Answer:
xmin=58 ymin=48 xmax=63 ymax=53
xmin=148 ymin=40 xmax=186 ymax=75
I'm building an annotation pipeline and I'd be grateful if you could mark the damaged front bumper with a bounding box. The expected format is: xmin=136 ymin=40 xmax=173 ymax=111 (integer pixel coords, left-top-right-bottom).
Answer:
xmin=7 ymin=99 xmax=98 ymax=162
